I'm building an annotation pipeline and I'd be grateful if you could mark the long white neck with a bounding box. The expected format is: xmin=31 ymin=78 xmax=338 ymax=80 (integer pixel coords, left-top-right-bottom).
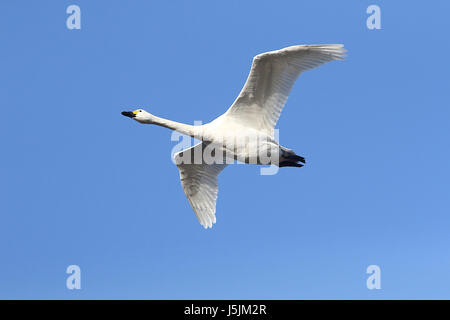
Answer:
xmin=144 ymin=115 xmax=203 ymax=139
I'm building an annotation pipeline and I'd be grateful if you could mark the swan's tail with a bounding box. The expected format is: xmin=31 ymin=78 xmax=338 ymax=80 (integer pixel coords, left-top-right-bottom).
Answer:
xmin=279 ymin=147 xmax=305 ymax=168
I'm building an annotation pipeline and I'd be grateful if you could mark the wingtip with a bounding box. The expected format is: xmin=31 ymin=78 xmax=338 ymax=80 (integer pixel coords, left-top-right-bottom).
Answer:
xmin=320 ymin=45 xmax=347 ymax=61
xmin=291 ymin=44 xmax=348 ymax=59
xmin=200 ymin=219 xmax=216 ymax=229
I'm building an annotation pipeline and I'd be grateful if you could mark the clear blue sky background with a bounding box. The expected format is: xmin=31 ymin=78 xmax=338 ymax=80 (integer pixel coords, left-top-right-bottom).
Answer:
xmin=1 ymin=0 xmax=449 ymax=299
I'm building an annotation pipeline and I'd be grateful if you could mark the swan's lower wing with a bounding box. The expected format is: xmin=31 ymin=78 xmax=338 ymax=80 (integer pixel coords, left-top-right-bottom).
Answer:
xmin=174 ymin=143 xmax=227 ymax=229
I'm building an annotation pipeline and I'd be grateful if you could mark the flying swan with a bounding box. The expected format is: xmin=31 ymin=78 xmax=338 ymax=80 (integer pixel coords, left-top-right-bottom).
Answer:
xmin=122 ymin=44 xmax=346 ymax=228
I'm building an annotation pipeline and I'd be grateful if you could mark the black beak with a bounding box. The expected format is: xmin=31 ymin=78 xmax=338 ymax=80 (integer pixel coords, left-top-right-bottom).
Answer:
xmin=121 ymin=111 xmax=136 ymax=118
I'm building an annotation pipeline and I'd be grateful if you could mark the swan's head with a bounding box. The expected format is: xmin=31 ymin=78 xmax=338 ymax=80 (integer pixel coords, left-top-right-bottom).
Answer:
xmin=121 ymin=109 xmax=154 ymax=123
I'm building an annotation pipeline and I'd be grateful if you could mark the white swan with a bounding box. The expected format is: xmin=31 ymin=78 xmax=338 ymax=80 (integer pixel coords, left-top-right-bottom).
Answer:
xmin=122 ymin=44 xmax=346 ymax=228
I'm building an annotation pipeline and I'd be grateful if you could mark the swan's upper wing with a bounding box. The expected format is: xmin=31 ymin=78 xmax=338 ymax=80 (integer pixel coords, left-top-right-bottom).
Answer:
xmin=224 ymin=44 xmax=346 ymax=136
xmin=174 ymin=143 xmax=227 ymax=229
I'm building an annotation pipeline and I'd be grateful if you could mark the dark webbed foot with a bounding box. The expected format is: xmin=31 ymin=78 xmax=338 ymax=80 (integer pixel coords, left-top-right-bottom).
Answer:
xmin=284 ymin=154 xmax=306 ymax=164
xmin=297 ymin=156 xmax=306 ymax=164
xmin=279 ymin=161 xmax=304 ymax=168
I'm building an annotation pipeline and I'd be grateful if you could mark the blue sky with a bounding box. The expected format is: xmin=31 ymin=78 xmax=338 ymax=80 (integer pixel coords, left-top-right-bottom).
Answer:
xmin=1 ymin=0 xmax=449 ymax=299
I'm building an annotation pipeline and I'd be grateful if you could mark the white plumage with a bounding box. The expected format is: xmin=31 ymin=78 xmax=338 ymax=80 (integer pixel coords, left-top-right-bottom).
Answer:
xmin=122 ymin=44 xmax=346 ymax=228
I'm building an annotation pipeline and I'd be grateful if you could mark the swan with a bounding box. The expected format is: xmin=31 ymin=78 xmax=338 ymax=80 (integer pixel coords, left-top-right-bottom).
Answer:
xmin=122 ymin=44 xmax=346 ymax=228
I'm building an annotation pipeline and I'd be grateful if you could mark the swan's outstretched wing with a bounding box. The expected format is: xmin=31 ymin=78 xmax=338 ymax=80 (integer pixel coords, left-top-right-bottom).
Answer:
xmin=225 ymin=44 xmax=346 ymax=136
xmin=174 ymin=143 xmax=227 ymax=229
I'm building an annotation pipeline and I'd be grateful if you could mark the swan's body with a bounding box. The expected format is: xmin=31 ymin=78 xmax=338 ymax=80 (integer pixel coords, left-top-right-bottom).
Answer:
xmin=122 ymin=44 xmax=346 ymax=228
